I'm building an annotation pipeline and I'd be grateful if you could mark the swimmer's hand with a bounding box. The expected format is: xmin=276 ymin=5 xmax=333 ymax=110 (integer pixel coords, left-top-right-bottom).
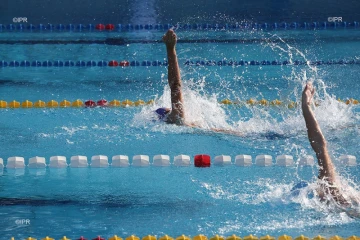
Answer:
xmin=302 ymin=82 xmax=315 ymax=106
xmin=162 ymin=29 xmax=177 ymax=49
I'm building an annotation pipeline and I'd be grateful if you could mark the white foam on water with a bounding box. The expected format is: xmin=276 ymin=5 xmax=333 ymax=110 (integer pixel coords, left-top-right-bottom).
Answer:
xmin=194 ymin=177 xmax=291 ymax=205
xmin=133 ymin=75 xmax=356 ymax=140
xmin=61 ymin=126 xmax=88 ymax=136
xmin=197 ymin=173 xmax=360 ymax=218
xmin=199 ymin=177 xmax=358 ymax=234
xmin=133 ymin=79 xmax=233 ymax=134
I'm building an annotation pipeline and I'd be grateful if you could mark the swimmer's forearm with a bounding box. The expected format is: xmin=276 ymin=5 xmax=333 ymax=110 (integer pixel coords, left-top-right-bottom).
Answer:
xmin=302 ymin=102 xmax=336 ymax=181
xmin=302 ymin=103 xmax=321 ymax=137
xmin=166 ymin=45 xmax=185 ymax=121
xmin=166 ymin=47 xmax=181 ymax=89
xmin=302 ymin=102 xmax=326 ymax=151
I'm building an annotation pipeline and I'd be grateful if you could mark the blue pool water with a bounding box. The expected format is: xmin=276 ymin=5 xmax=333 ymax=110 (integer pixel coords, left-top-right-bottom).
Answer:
xmin=0 ymin=27 xmax=360 ymax=239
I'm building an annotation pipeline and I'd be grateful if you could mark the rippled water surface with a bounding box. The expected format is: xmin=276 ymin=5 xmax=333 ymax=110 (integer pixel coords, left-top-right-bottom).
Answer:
xmin=0 ymin=28 xmax=360 ymax=239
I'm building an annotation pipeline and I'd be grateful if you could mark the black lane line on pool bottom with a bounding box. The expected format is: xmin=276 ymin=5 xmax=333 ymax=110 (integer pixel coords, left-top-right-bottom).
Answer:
xmin=0 ymin=196 xmax=202 ymax=209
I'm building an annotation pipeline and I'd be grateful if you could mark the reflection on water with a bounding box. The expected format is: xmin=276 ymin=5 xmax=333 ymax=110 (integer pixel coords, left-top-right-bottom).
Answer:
xmin=130 ymin=0 xmax=158 ymax=25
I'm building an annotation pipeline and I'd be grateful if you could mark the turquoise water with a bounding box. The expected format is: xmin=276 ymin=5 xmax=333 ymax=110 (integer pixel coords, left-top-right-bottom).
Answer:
xmin=0 ymin=29 xmax=360 ymax=239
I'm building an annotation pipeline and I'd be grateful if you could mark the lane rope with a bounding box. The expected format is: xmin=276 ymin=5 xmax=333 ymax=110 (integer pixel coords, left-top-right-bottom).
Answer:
xmin=1 ymin=21 xmax=359 ymax=32
xmin=0 ymin=98 xmax=358 ymax=109
xmin=0 ymin=59 xmax=360 ymax=68
xmin=0 ymin=154 xmax=357 ymax=168
xmin=9 ymin=234 xmax=360 ymax=240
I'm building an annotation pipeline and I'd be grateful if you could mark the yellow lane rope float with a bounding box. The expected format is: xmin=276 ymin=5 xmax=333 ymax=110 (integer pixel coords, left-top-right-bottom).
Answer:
xmin=34 ymin=100 xmax=46 ymax=108
xmin=60 ymin=100 xmax=71 ymax=107
xmin=9 ymin=235 xmax=360 ymax=240
xmin=160 ymin=236 xmax=174 ymax=240
xmin=0 ymin=98 xmax=358 ymax=109
xmin=0 ymin=99 xmax=154 ymax=109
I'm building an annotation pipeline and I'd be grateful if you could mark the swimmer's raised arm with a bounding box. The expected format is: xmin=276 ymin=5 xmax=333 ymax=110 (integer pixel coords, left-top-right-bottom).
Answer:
xmin=301 ymin=83 xmax=353 ymax=205
xmin=163 ymin=29 xmax=185 ymax=125
xmin=301 ymin=82 xmax=336 ymax=183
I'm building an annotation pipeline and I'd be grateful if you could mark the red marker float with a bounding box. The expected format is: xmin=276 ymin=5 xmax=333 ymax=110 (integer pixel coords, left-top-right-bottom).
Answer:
xmin=97 ymin=99 xmax=108 ymax=106
xmin=77 ymin=237 xmax=87 ymax=240
xmin=108 ymin=60 xmax=119 ymax=67
xmin=92 ymin=236 xmax=105 ymax=240
xmin=85 ymin=100 xmax=96 ymax=108
xmin=105 ymin=24 xmax=115 ymax=30
xmin=95 ymin=24 xmax=105 ymax=30
xmin=194 ymin=154 xmax=211 ymax=167
xmin=119 ymin=61 xmax=130 ymax=67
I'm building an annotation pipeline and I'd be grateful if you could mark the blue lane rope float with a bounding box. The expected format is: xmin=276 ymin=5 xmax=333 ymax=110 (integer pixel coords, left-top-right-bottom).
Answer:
xmin=0 ymin=59 xmax=359 ymax=68
xmin=184 ymin=59 xmax=360 ymax=66
xmin=0 ymin=21 xmax=359 ymax=32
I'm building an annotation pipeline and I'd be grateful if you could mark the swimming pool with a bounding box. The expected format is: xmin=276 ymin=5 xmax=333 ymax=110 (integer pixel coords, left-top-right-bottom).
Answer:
xmin=0 ymin=24 xmax=360 ymax=239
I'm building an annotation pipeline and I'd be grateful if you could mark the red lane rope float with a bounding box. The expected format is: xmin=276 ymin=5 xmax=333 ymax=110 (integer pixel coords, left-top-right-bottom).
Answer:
xmin=97 ymin=99 xmax=108 ymax=106
xmin=109 ymin=60 xmax=119 ymax=67
xmin=92 ymin=236 xmax=105 ymax=240
xmin=85 ymin=100 xmax=96 ymax=108
xmin=194 ymin=154 xmax=211 ymax=167
xmin=105 ymin=24 xmax=115 ymax=30
xmin=95 ymin=24 xmax=105 ymax=30
xmin=120 ymin=60 xmax=130 ymax=67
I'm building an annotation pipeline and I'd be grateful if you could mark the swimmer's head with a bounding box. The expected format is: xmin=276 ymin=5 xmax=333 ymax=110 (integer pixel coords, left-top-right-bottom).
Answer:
xmin=155 ymin=107 xmax=171 ymax=119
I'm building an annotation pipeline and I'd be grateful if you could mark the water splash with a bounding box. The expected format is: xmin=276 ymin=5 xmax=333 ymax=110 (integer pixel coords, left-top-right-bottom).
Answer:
xmin=133 ymin=78 xmax=232 ymax=131
xmin=134 ymin=76 xmax=355 ymax=140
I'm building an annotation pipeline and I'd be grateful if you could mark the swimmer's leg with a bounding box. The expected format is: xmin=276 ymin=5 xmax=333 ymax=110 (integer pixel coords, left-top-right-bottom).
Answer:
xmin=162 ymin=29 xmax=185 ymax=124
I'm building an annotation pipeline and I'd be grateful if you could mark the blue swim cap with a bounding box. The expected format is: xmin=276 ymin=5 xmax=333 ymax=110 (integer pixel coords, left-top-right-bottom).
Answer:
xmin=155 ymin=107 xmax=169 ymax=119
